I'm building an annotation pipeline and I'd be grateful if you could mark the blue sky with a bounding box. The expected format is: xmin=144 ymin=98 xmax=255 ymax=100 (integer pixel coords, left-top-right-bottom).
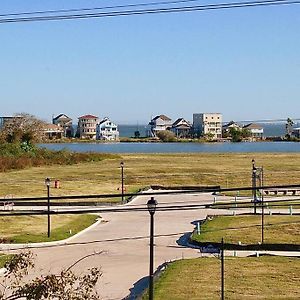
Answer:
xmin=1 ymin=0 xmax=300 ymax=124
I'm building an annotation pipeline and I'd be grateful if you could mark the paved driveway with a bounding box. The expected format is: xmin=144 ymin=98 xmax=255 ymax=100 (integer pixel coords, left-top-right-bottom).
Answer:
xmin=20 ymin=192 xmax=222 ymax=300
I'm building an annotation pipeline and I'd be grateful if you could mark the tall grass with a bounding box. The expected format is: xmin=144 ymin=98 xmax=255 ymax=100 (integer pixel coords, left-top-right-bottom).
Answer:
xmin=0 ymin=143 xmax=119 ymax=172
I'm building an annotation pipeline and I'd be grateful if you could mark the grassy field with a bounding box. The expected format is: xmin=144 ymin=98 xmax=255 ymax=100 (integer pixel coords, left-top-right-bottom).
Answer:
xmin=0 ymin=214 xmax=98 ymax=243
xmin=0 ymin=153 xmax=300 ymax=199
xmin=145 ymin=256 xmax=300 ymax=299
xmin=192 ymin=215 xmax=300 ymax=245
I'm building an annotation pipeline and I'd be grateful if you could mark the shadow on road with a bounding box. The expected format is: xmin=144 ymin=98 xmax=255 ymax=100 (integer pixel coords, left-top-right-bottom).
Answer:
xmin=123 ymin=275 xmax=149 ymax=300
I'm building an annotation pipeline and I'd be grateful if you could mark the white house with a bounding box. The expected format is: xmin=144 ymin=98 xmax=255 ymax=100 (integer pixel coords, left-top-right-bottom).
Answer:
xmin=193 ymin=113 xmax=222 ymax=139
xmin=148 ymin=115 xmax=173 ymax=137
xmin=96 ymin=117 xmax=119 ymax=141
xmin=243 ymin=123 xmax=264 ymax=139
xmin=222 ymin=121 xmax=242 ymax=136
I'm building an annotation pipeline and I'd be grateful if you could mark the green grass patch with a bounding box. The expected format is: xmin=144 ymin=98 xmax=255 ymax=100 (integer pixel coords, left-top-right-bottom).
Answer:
xmin=0 ymin=254 xmax=14 ymax=268
xmin=0 ymin=214 xmax=98 ymax=243
xmin=192 ymin=215 xmax=300 ymax=245
xmin=144 ymin=256 xmax=300 ymax=299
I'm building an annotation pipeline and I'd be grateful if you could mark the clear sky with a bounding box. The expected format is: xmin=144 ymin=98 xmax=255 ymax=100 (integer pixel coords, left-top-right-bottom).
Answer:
xmin=1 ymin=0 xmax=300 ymax=124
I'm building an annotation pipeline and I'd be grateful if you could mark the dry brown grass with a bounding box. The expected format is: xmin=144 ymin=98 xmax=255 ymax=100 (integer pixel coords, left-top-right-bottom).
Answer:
xmin=0 ymin=153 xmax=299 ymax=198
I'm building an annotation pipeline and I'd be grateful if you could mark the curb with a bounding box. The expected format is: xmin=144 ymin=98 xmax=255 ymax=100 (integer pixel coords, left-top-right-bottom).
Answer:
xmin=0 ymin=214 xmax=102 ymax=251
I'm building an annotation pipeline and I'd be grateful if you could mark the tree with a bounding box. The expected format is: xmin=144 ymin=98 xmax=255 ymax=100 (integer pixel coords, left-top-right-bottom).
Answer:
xmin=0 ymin=113 xmax=46 ymax=144
xmin=156 ymin=130 xmax=176 ymax=142
xmin=0 ymin=251 xmax=102 ymax=300
xmin=228 ymin=128 xmax=251 ymax=142
xmin=285 ymin=117 xmax=294 ymax=139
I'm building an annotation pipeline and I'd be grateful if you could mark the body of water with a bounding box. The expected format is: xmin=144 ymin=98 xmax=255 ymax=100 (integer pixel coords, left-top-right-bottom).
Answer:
xmin=40 ymin=142 xmax=300 ymax=153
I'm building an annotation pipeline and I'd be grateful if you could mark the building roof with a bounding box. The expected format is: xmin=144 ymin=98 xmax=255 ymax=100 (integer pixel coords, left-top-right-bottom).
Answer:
xmin=53 ymin=114 xmax=72 ymax=121
xmin=243 ymin=123 xmax=263 ymax=130
xmin=152 ymin=114 xmax=172 ymax=121
xmin=223 ymin=121 xmax=240 ymax=128
xmin=172 ymin=118 xmax=191 ymax=127
xmin=78 ymin=114 xmax=98 ymax=119
xmin=98 ymin=117 xmax=116 ymax=125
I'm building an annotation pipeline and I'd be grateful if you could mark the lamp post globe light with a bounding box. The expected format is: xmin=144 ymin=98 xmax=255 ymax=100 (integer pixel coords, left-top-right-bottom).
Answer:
xmin=147 ymin=197 xmax=157 ymax=300
xmin=45 ymin=178 xmax=51 ymax=238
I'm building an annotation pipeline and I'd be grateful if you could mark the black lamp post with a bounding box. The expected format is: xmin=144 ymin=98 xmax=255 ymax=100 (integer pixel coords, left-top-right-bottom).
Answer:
xmin=45 ymin=177 xmax=51 ymax=238
xmin=120 ymin=161 xmax=124 ymax=203
xmin=252 ymin=159 xmax=258 ymax=214
xmin=147 ymin=197 xmax=157 ymax=300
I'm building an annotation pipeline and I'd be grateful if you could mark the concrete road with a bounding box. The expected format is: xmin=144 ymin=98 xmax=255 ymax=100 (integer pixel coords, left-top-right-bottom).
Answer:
xmin=3 ymin=192 xmax=299 ymax=299
xmin=13 ymin=192 xmax=223 ymax=300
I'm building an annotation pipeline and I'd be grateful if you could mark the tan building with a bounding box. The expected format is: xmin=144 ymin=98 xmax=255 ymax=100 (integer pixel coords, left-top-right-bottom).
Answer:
xmin=44 ymin=124 xmax=64 ymax=139
xmin=77 ymin=114 xmax=99 ymax=139
xmin=193 ymin=113 xmax=222 ymax=139
xmin=52 ymin=114 xmax=73 ymax=137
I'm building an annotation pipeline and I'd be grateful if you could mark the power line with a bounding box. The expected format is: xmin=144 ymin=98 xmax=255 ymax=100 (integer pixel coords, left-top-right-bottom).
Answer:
xmin=0 ymin=0 xmax=299 ymax=24
xmin=0 ymin=0 xmax=205 ymax=17
xmin=3 ymin=183 xmax=300 ymax=202
xmin=1 ymin=195 xmax=300 ymax=216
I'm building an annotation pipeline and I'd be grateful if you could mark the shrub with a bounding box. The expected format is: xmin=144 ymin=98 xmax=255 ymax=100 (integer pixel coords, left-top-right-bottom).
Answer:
xmin=156 ymin=130 xmax=177 ymax=142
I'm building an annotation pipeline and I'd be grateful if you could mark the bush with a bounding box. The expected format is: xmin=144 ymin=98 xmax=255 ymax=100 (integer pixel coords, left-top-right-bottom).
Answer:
xmin=156 ymin=130 xmax=177 ymax=142
xmin=0 ymin=142 xmax=120 ymax=172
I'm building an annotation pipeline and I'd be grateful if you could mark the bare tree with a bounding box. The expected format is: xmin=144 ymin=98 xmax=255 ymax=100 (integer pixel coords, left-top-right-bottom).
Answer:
xmin=0 ymin=113 xmax=47 ymax=144
xmin=0 ymin=251 xmax=103 ymax=300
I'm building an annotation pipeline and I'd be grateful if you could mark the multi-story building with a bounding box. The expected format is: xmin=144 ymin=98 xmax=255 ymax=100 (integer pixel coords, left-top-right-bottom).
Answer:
xmin=96 ymin=117 xmax=119 ymax=141
xmin=77 ymin=114 xmax=99 ymax=139
xmin=52 ymin=114 xmax=73 ymax=137
xmin=148 ymin=114 xmax=173 ymax=137
xmin=193 ymin=113 xmax=222 ymax=139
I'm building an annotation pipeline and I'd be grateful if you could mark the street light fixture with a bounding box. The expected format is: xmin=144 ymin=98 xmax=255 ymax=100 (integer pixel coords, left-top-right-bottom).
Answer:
xmin=147 ymin=197 xmax=157 ymax=300
xmin=120 ymin=161 xmax=124 ymax=203
xmin=45 ymin=177 xmax=51 ymax=238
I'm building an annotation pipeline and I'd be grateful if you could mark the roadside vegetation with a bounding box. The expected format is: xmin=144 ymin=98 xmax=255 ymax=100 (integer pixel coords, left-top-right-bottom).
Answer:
xmin=0 ymin=214 xmax=98 ymax=243
xmin=191 ymin=215 xmax=300 ymax=245
xmin=144 ymin=256 xmax=300 ymax=299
